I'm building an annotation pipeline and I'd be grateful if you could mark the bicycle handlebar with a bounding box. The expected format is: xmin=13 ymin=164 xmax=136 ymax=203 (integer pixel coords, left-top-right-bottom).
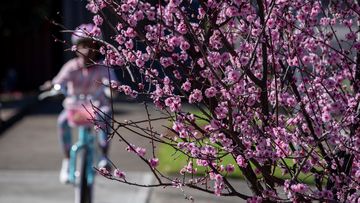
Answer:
xmin=37 ymin=84 xmax=65 ymax=101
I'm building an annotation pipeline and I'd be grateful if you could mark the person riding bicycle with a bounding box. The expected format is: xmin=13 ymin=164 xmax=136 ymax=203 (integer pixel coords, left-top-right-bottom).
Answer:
xmin=42 ymin=23 xmax=117 ymax=184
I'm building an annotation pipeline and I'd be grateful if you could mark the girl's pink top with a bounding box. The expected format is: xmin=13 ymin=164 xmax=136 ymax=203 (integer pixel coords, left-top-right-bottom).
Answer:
xmin=52 ymin=57 xmax=117 ymax=106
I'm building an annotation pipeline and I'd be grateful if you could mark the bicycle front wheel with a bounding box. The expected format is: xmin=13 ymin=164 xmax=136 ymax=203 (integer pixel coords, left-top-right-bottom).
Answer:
xmin=74 ymin=149 xmax=92 ymax=203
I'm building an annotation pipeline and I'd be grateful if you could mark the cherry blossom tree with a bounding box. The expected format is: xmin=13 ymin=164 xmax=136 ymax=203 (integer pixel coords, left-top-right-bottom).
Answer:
xmin=79 ymin=0 xmax=360 ymax=202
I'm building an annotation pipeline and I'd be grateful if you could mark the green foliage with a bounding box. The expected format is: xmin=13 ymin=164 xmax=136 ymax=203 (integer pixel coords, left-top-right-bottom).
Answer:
xmin=157 ymin=143 xmax=317 ymax=185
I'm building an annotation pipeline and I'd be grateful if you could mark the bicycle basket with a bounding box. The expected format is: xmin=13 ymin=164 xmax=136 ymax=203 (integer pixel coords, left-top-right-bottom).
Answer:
xmin=65 ymin=99 xmax=96 ymax=127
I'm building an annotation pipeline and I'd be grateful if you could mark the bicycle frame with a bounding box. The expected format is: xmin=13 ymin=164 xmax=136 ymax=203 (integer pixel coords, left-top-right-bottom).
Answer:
xmin=68 ymin=126 xmax=95 ymax=203
xmin=38 ymin=85 xmax=101 ymax=203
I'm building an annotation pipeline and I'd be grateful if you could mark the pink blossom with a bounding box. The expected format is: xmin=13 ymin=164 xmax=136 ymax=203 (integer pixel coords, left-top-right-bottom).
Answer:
xmin=247 ymin=196 xmax=262 ymax=203
xmin=99 ymin=46 xmax=106 ymax=54
xmin=89 ymin=26 xmax=101 ymax=37
xmin=236 ymin=155 xmax=248 ymax=168
xmin=173 ymin=70 xmax=182 ymax=79
xmin=354 ymin=42 xmax=360 ymax=51
xmin=134 ymin=11 xmax=144 ymax=21
xmin=115 ymin=35 xmax=125 ymax=44
xmin=166 ymin=97 xmax=181 ymax=112
xmin=180 ymin=52 xmax=189 ymax=62
xmin=207 ymin=52 xmax=221 ymax=67
xmin=125 ymin=40 xmax=134 ymax=49
xmin=99 ymin=167 xmax=110 ymax=175
xmin=182 ymin=161 xmax=197 ymax=174
xmin=160 ymin=57 xmax=174 ymax=68
xmin=180 ymin=41 xmax=190 ymax=51
xmin=225 ymin=164 xmax=235 ymax=173
xmin=233 ymin=0 xmax=243 ymax=6
xmin=227 ymin=70 xmax=241 ymax=84
xmin=267 ymin=18 xmax=276 ymax=29
xmin=86 ymin=0 xmax=105 ymax=13
xmin=181 ymin=80 xmax=191 ymax=92
xmin=205 ymin=87 xmax=217 ymax=98
xmin=225 ymin=6 xmax=239 ymax=17
xmin=290 ymin=183 xmax=308 ymax=194
xmin=198 ymin=7 xmax=205 ymax=19
xmin=127 ymin=0 xmax=138 ymax=7
xmin=145 ymin=10 xmax=155 ymax=21
xmin=214 ymin=173 xmax=222 ymax=181
xmin=124 ymin=27 xmax=137 ymax=38
xmin=343 ymin=19 xmax=353 ymax=27
xmin=118 ymin=85 xmax=133 ymax=95
xmin=209 ymin=31 xmax=222 ymax=49
xmin=189 ymin=89 xmax=203 ymax=103
xmin=168 ymin=36 xmax=181 ymax=47
xmin=169 ymin=0 xmax=182 ymax=7
xmin=215 ymin=106 xmax=228 ymax=119
xmin=116 ymin=23 xmax=123 ymax=31
xmin=113 ymin=169 xmax=126 ymax=179
xmin=138 ymin=83 xmax=144 ymax=90
xmin=121 ymin=4 xmax=130 ymax=12
xmin=135 ymin=58 xmax=145 ymax=67
xmin=177 ymin=22 xmax=187 ymax=34
xmin=213 ymin=174 xmax=224 ymax=196
xmin=93 ymin=15 xmax=103 ymax=26
xmin=320 ymin=17 xmax=330 ymax=26
xmin=136 ymin=147 xmax=146 ymax=157
xmin=149 ymin=158 xmax=159 ymax=168
xmin=321 ymin=111 xmax=332 ymax=122
xmin=130 ymin=90 xmax=138 ymax=98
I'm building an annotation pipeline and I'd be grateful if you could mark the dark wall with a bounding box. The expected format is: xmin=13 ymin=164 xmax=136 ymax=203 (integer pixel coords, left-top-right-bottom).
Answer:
xmin=0 ymin=0 xmax=93 ymax=93
xmin=62 ymin=0 xmax=92 ymax=62
xmin=0 ymin=0 xmax=132 ymax=93
xmin=0 ymin=1 xmax=64 ymax=92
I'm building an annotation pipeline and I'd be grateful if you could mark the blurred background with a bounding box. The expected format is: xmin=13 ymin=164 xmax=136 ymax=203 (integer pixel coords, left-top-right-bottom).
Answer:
xmin=0 ymin=0 xmax=94 ymax=94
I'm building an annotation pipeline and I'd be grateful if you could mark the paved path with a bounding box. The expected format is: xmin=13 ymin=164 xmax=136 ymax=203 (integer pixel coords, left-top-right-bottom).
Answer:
xmin=0 ymin=99 xmax=248 ymax=203
xmin=0 ymin=170 xmax=153 ymax=203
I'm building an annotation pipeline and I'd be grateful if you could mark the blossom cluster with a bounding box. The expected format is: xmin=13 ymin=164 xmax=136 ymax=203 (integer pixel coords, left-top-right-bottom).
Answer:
xmin=83 ymin=0 xmax=360 ymax=201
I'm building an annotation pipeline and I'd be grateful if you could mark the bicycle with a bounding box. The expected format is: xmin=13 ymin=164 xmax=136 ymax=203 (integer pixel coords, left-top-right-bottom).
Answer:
xmin=39 ymin=85 xmax=102 ymax=203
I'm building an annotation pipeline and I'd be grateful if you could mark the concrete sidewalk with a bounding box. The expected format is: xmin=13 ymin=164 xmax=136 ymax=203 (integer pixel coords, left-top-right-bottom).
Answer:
xmin=0 ymin=170 xmax=153 ymax=203
xmin=0 ymin=170 xmax=247 ymax=203
xmin=0 ymin=98 xmax=247 ymax=203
